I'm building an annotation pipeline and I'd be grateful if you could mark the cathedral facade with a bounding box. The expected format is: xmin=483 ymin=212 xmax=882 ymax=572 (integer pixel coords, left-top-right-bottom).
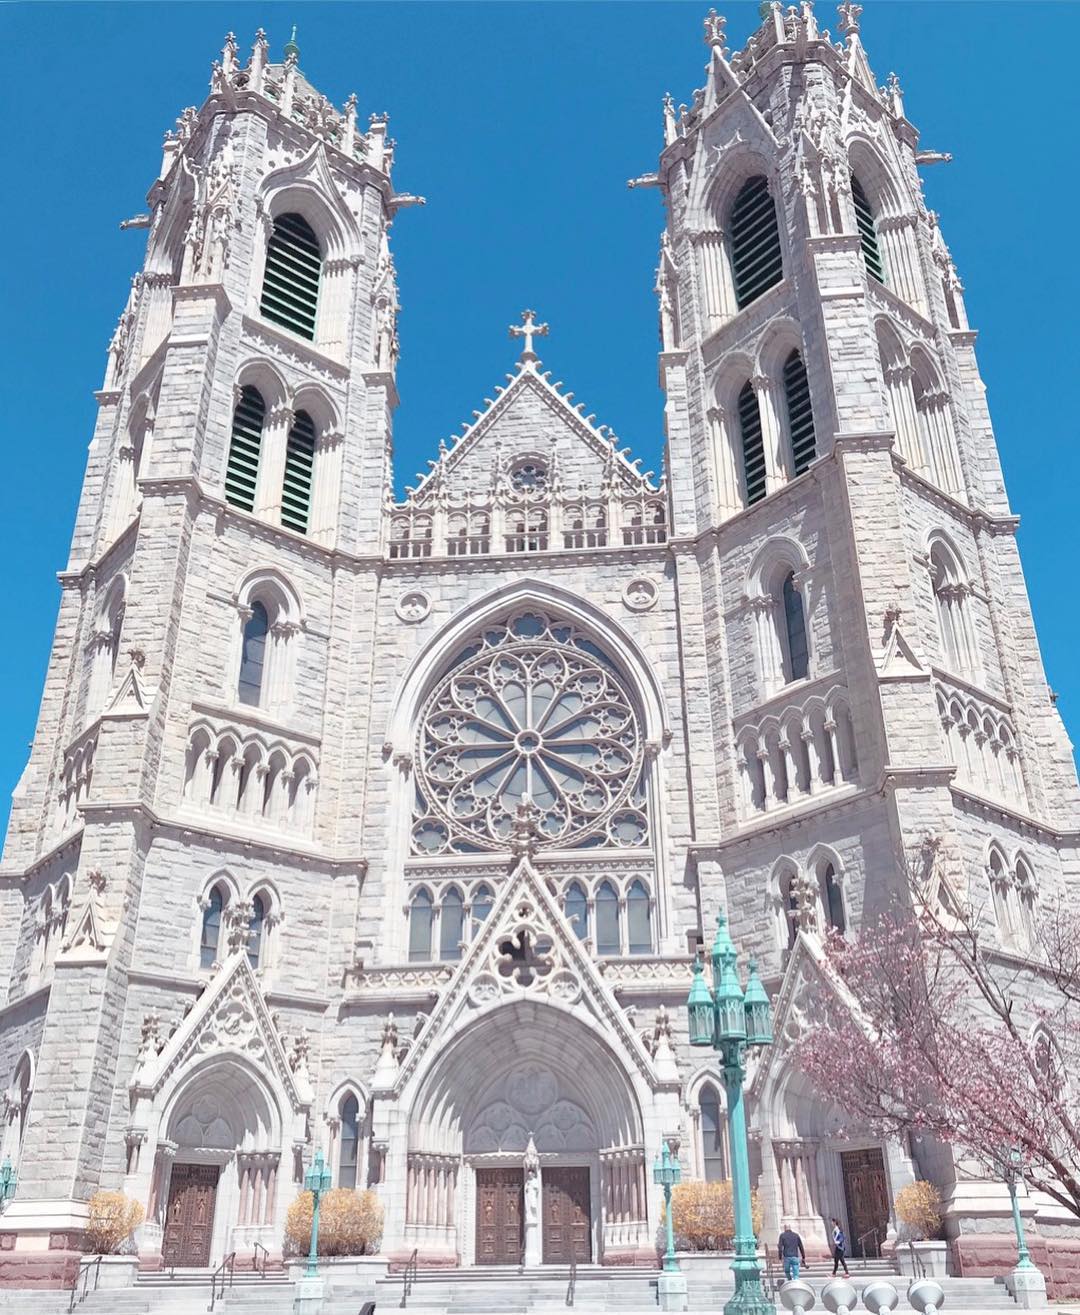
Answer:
xmin=1 ymin=5 xmax=1077 ymax=1290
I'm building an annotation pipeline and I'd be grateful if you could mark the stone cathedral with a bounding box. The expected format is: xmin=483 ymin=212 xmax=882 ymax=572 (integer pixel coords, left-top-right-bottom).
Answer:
xmin=1 ymin=4 xmax=1077 ymax=1291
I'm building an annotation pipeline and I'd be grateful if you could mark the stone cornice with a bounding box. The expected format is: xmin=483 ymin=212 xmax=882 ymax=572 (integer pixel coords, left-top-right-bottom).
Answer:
xmin=0 ymin=832 xmax=85 ymax=886
xmin=949 ymin=787 xmax=1080 ymax=845
xmin=0 ymin=982 xmax=52 ymax=1024
xmin=241 ymin=314 xmax=350 ymax=385
xmin=171 ymin=283 xmax=231 ymax=316
xmin=687 ymin=781 xmax=871 ymax=858
xmin=895 ymin=461 xmax=1018 ymax=535
xmin=189 ymin=699 xmax=323 ymax=749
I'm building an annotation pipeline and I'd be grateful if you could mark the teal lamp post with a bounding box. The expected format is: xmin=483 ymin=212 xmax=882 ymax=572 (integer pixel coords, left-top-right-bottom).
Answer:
xmin=688 ymin=913 xmax=774 ymax=1315
xmin=304 ymin=1150 xmax=332 ymax=1279
xmin=1003 ymin=1147 xmax=1035 ymax=1271
xmin=0 ymin=1158 xmax=16 ymax=1211
xmin=654 ymin=1138 xmax=683 ymax=1272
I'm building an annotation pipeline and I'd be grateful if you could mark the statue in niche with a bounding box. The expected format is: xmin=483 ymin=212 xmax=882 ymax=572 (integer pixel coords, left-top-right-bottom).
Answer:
xmin=523 ymin=1135 xmax=541 ymax=1266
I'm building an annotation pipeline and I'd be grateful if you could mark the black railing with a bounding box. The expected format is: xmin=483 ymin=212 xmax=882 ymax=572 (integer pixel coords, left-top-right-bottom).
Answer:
xmin=68 ymin=1254 xmax=102 ymax=1312
xmin=907 ymin=1240 xmax=926 ymax=1279
xmin=763 ymin=1252 xmax=778 ymax=1298
xmin=856 ymin=1227 xmax=881 ymax=1266
xmin=209 ymin=1251 xmax=236 ymax=1312
xmin=400 ymin=1246 xmax=418 ymax=1308
xmin=253 ymin=1240 xmax=269 ymax=1277
xmin=566 ymin=1256 xmax=578 ymax=1307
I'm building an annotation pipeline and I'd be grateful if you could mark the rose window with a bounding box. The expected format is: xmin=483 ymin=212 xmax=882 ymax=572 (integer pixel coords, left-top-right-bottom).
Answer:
xmin=412 ymin=612 xmax=648 ymax=855
xmin=510 ymin=460 xmax=548 ymax=495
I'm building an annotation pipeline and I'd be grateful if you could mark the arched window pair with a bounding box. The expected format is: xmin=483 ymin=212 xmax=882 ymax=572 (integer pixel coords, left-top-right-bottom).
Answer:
xmin=563 ymin=879 xmax=653 ymax=956
xmin=408 ymin=884 xmax=494 ymax=963
xmin=225 ymin=386 xmax=317 ymax=536
xmin=751 ymin=556 xmax=810 ymax=694
xmin=200 ymin=882 xmax=272 ymax=971
xmin=87 ymin=581 xmax=126 ymax=717
xmin=777 ymin=860 xmax=846 ymax=952
xmin=234 ymin=583 xmax=299 ymax=713
xmin=0 ymin=1054 xmax=33 ymax=1173
xmin=988 ymin=850 xmax=1036 ymax=953
xmin=930 ymin=540 xmax=979 ymax=678
xmin=735 ymin=352 xmax=817 ymax=510
xmin=33 ymin=879 xmax=72 ymax=982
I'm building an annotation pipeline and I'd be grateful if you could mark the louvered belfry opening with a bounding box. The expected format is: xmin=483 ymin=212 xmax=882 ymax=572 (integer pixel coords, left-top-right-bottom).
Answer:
xmin=851 ymin=175 xmax=886 ymax=284
xmin=225 ymin=385 xmax=265 ymax=512
xmin=260 ymin=212 xmax=322 ymax=341
xmin=282 ymin=409 xmax=316 ymax=534
xmin=730 ymin=175 xmax=783 ymax=309
xmin=738 ymin=381 xmax=767 ymax=506
xmin=783 ymin=351 xmax=817 ymax=476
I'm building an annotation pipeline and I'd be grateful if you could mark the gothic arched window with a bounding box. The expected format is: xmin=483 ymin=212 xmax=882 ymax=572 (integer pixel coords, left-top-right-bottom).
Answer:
xmin=565 ymin=882 xmax=589 ymax=941
xmin=225 ymin=385 xmax=265 ymax=513
xmin=781 ymin=572 xmax=809 ymax=683
xmin=595 ymin=881 xmax=621 ymax=956
xmin=260 ymin=212 xmax=322 ymax=341
xmin=738 ymin=381 xmax=767 ymax=506
xmin=338 ymin=1093 xmax=360 ymax=1190
xmin=627 ymin=880 xmax=653 ymax=955
xmin=471 ymin=884 xmax=494 ymax=935
xmin=412 ymin=612 xmax=647 ymax=855
xmin=930 ymin=540 xmax=976 ymax=676
xmin=439 ymin=887 xmax=465 ymax=962
xmin=408 ymin=889 xmax=433 ymax=962
xmin=248 ymin=893 xmax=267 ymax=970
xmin=699 ymin=1082 xmax=727 ymax=1182
xmin=730 ymin=175 xmax=783 ymax=308
xmin=281 ymin=409 xmax=316 ymax=535
xmin=779 ymin=871 xmax=799 ymax=951
xmin=782 ymin=351 xmax=816 ymax=476
xmin=200 ymin=884 xmax=226 ymax=969
xmin=238 ymin=601 xmax=270 ymax=706
xmin=851 ymin=175 xmax=886 ymax=284
xmin=821 ymin=863 xmax=846 ymax=934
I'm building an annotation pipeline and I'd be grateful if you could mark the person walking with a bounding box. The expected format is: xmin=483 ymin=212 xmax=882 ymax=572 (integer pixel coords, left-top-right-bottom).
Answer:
xmin=831 ymin=1218 xmax=850 ymax=1276
xmin=778 ymin=1222 xmax=806 ymax=1282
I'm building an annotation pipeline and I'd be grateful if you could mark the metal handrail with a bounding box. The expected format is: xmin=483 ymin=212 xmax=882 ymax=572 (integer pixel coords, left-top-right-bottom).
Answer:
xmin=566 ymin=1256 xmax=578 ymax=1306
xmin=208 ymin=1251 xmax=236 ymax=1312
xmin=68 ymin=1254 xmax=102 ymax=1312
xmin=253 ymin=1239 xmax=269 ymax=1277
xmin=907 ymin=1240 xmax=927 ymax=1279
xmin=763 ymin=1251 xmax=778 ymax=1298
xmin=856 ymin=1227 xmax=881 ymax=1266
xmin=400 ymin=1246 xmax=418 ymax=1308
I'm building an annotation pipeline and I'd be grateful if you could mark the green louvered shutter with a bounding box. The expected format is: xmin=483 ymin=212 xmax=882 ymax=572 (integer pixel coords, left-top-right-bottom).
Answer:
xmin=260 ymin=212 xmax=321 ymax=341
xmin=851 ymin=175 xmax=886 ymax=284
xmin=738 ymin=381 xmax=767 ymax=506
xmin=281 ymin=409 xmax=315 ymax=534
xmin=783 ymin=351 xmax=817 ymax=476
xmin=225 ymin=386 xmax=265 ymax=511
xmin=730 ymin=175 xmax=783 ymax=309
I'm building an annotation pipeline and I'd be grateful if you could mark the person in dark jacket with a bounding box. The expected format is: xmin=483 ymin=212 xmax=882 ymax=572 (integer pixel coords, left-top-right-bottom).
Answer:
xmin=831 ymin=1218 xmax=850 ymax=1275
xmin=778 ymin=1223 xmax=806 ymax=1281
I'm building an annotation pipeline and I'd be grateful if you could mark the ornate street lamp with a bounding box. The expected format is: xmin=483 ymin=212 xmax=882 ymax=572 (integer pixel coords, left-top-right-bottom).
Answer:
xmin=688 ymin=913 xmax=774 ymax=1315
xmin=303 ymin=1149 xmax=333 ymax=1279
xmin=654 ymin=1137 xmax=683 ymax=1273
xmin=0 ymin=1158 xmax=16 ymax=1211
xmin=1003 ymin=1146 xmax=1035 ymax=1271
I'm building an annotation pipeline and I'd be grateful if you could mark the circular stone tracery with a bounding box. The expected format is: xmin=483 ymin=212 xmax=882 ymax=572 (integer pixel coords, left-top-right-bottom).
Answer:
xmin=412 ymin=612 xmax=646 ymax=854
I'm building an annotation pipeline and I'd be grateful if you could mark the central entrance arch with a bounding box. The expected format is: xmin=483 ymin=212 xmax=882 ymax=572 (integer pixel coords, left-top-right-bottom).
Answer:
xmin=402 ymin=998 xmax=651 ymax=1265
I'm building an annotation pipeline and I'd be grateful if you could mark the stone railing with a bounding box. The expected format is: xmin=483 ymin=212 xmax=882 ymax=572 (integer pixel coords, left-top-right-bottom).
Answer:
xmin=935 ymin=676 xmax=1026 ymax=809
xmin=734 ymin=682 xmax=858 ymax=818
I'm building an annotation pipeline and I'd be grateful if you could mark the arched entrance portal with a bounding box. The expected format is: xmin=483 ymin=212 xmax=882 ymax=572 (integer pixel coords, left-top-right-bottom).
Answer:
xmin=404 ymin=999 xmax=650 ymax=1266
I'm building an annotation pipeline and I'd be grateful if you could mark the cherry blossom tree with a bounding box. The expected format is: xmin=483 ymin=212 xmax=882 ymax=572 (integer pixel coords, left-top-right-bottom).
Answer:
xmin=795 ymin=838 xmax=1080 ymax=1220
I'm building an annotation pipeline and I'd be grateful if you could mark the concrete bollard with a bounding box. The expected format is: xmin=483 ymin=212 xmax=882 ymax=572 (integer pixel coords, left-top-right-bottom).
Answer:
xmin=907 ymin=1278 xmax=945 ymax=1315
xmin=822 ymin=1278 xmax=859 ymax=1315
xmin=861 ymin=1279 xmax=900 ymax=1315
xmin=779 ymin=1278 xmax=817 ymax=1315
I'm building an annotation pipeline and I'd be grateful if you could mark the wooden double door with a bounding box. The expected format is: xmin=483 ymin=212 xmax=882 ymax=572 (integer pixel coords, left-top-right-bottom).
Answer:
xmin=162 ymin=1163 xmax=219 ymax=1268
xmin=475 ymin=1167 xmax=523 ymax=1265
xmin=841 ymin=1148 xmax=890 ymax=1258
xmin=474 ymin=1165 xmax=592 ymax=1265
xmin=542 ymin=1166 xmax=591 ymax=1264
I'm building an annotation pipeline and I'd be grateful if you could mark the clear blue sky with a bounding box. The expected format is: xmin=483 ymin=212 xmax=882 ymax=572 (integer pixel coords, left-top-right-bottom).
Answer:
xmin=1 ymin=2 xmax=1076 ymax=834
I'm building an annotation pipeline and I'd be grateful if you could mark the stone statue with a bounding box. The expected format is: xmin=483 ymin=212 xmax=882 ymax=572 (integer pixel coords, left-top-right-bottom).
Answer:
xmin=523 ymin=1136 xmax=541 ymax=1266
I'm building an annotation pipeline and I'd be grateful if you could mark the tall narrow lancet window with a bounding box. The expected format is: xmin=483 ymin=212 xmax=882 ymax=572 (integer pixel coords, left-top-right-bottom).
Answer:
xmin=738 ymin=381 xmax=767 ymax=506
xmin=699 ymin=1084 xmax=727 ymax=1182
xmin=595 ymin=881 xmax=621 ymax=956
xmin=238 ymin=602 xmax=270 ymax=706
xmin=339 ymin=1094 xmax=360 ymax=1191
xmin=782 ymin=572 xmax=809 ymax=682
xmin=200 ymin=885 xmax=225 ymax=969
xmin=822 ymin=863 xmax=846 ymax=934
xmin=783 ymin=351 xmax=816 ymax=476
xmin=471 ymin=884 xmax=494 ymax=936
xmin=260 ymin=212 xmax=322 ymax=341
xmin=248 ymin=893 xmax=267 ymax=970
xmin=626 ymin=881 xmax=653 ymax=954
xmin=565 ymin=882 xmax=589 ymax=942
xmin=281 ymin=409 xmax=316 ymax=535
xmin=225 ymin=385 xmax=265 ymax=512
xmin=730 ymin=175 xmax=783 ymax=309
xmin=408 ymin=889 xmax=433 ymax=962
xmin=851 ymin=175 xmax=886 ymax=284
xmin=439 ymin=887 xmax=464 ymax=962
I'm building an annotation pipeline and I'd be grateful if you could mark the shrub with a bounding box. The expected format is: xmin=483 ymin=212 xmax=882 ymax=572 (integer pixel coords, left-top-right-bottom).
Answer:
xmin=85 ymin=1190 xmax=145 ymax=1255
xmin=663 ymin=1180 xmax=764 ymax=1252
xmin=894 ymin=1180 xmax=943 ymax=1241
xmin=285 ymin=1188 xmax=383 ymax=1257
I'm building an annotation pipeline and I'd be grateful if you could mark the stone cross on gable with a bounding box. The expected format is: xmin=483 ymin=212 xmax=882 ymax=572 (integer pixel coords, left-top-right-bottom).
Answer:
xmin=509 ymin=309 xmax=549 ymax=364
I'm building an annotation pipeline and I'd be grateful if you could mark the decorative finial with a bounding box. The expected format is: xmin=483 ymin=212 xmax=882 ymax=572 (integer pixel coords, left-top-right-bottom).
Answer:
xmin=837 ymin=1 xmax=861 ymax=36
xmin=703 ymin=8 xmax=727 ymax=50
xmin=508 ymin=309 xmax=549 ymax=365
xmin=284 ymin=24 xmax=300 ymax=60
